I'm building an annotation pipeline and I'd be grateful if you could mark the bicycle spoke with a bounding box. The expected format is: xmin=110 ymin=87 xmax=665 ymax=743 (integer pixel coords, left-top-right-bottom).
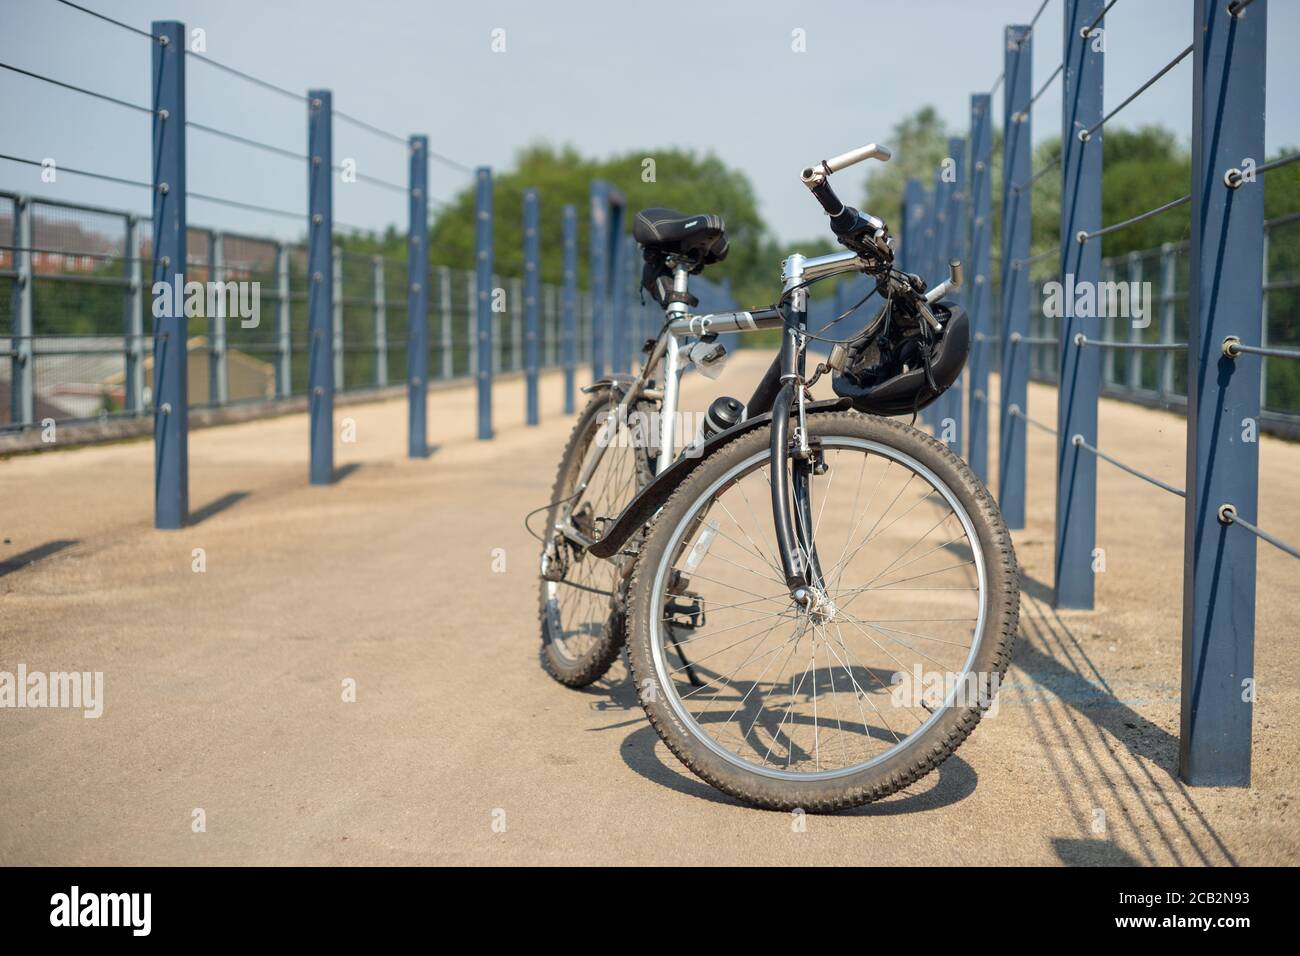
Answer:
xmin=648 ymin=434 xmax=989 ymax=778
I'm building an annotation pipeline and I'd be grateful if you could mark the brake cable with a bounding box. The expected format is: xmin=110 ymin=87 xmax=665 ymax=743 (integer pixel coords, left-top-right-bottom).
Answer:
xmin=773 ymin=272 xmax=889 ymax=346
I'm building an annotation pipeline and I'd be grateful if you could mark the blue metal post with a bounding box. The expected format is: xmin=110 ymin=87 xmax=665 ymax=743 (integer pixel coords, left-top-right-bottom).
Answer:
xmin=562 ymin=203 xmax=577 ymax=414
xmin=307 ymin=89 xmax=334 ymax=485
xmin=608 ymin=196 xmax=627 ymax=371
xmin=901 ymin=178 xmax=925 ymax=281
xmin=151 ymin=21 xmax=188 ymax=528
xmin=619 ymin=233 xmax=636 ymax=371
xmin=124 ymin=214 xmax=144 ymax=414
xmin=589 ymin=181 xmax=609 ymax=381
xmin=523 ymin=188 xmax=541 ymax=426
xmin=967 ymin=94 xmax=993 ymax=483
xmin=920 ymin=186 xmax=938 ymax=428
xmin=909 ymin=186 xmax=929 ymax=425
xmin=475 ymin=167 xmax=494 ymax=440
xmin=999 ymin=24 xmax=1032 ymax=529
xmin=1180 ymin=0 xmax=1267 ymax=787
xmin=10 ymin=198 xmax=34 ymax=427
xmin=407 ymin=135 xmax=429 ymax=458
xmin=1055 ymin=0 xmax=1106 ymax=609
xmin=944 ymin=135 xmax=967 ymax=452
xmin=611 ymin=234 xmax=623 ymax=374
xmin=930 ymin=169 xmax=951 ymax=436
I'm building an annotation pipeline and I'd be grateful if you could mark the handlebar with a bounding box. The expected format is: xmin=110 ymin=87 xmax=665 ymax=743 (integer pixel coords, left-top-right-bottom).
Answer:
xmin=799 ymin=144 xmax=962 ymax=307
xmin=804 ymin=142 xmax=893 ymax=179
xmin=924 ymin=260 xmax=964 ymax=304
xmin=801 ymin=142 xmax=892 ymax=249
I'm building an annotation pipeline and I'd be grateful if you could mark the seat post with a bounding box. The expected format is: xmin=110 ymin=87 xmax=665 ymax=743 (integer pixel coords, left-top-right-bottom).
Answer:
xmin=668 ymin=263 xmax=691 ymax=312
xmin=657 ymin=263 xmax=692 ymax=475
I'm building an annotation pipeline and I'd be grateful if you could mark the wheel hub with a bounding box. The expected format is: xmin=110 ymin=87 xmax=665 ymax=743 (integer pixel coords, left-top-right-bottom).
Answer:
xmin=793 ymin=586 xmax=837 ymax=625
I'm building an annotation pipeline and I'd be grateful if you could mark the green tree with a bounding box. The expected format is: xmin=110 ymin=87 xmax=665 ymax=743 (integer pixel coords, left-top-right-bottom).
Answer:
xmin=859 ymin=106 xmax=954 ymax=232
xmin=339 ymin=142 xmax=858 ymax=311
xmin=421 ymin=143 xmax=775 ymax=308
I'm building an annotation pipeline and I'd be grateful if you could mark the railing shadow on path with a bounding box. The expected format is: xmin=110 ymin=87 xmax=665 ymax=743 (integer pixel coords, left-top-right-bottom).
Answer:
xmin=187 ymin=491 xmax=251 ymax=525
xmin=1015 ymin=570 xmax=1238 ymax=866
xmin=0 ymin=539 xmax=80 ymax=578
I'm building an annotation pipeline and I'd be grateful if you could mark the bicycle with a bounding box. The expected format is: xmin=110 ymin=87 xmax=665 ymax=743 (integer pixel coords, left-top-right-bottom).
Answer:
xmin=536 ymin=143 xmax=1019 ymax=810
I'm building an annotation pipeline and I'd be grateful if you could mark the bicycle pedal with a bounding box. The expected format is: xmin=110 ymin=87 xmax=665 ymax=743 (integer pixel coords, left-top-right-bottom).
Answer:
xmin=665 ymin=591 xmax=706 ymax=629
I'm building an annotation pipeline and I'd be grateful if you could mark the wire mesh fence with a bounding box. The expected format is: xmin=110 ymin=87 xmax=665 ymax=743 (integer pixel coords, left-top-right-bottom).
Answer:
xmin=1 ymin=191 xmax=589 ymax=431
xmin=1019 ymin=212 xmax=1299 ymax=427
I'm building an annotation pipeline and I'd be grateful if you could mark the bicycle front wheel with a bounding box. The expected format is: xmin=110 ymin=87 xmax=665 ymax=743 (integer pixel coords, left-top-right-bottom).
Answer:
xmin=625 ymin=410 xmax=1019 ymax=811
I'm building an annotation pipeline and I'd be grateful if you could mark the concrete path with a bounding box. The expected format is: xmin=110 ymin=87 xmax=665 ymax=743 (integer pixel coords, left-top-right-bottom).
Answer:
xmin=1 ymin=353 xmax=1296 ymax=864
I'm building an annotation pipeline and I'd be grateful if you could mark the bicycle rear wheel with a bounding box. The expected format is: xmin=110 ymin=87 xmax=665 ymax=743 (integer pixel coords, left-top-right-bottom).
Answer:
xmin=539 ymin=389 xmax=654 ymax=687
xmin=625 ymin=410 xmax=1019 ymax=810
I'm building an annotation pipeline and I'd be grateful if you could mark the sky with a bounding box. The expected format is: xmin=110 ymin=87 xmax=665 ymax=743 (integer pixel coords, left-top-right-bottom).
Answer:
xmin=2 ymin=0 xmax=1298 ymax=245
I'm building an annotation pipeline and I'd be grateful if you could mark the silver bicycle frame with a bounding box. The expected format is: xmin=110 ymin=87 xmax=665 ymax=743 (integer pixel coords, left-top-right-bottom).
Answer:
xmin=551 ymin=247 xmax=865 ymax=552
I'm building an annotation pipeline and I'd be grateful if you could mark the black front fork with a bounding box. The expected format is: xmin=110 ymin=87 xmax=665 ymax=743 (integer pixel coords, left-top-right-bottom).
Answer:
xmin=769 ymin=301 xmax=825 ymax=597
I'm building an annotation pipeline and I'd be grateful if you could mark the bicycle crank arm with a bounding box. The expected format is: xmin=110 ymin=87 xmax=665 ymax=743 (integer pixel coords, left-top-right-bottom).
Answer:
xmin=555 ymin=520 xmax=596 ymax=551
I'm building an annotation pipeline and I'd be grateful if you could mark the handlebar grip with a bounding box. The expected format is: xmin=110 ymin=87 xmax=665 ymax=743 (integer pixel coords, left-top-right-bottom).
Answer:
xmin=822 ymin=143 xmax=892 ymax=174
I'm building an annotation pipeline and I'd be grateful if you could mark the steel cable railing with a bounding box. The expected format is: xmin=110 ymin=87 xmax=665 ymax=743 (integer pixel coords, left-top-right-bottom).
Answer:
xmin=1007 ymin=404 xmax=1058 ymax=436
xmin=1080 ymin=0 xmax=1120 ymax=38
xmin=1225 ymin=151 xmax=1300 ymax=188
xmin=45 ymin=0 xmax=473 ymax=196
xmin=1219 ymin=506 xmax=1300 ymax=561
xmin=1214 ymin=334 xmax=1300 ymax=561
xmin=334 ymin=108 xmax=474 ymax=176
xmin=2 ymin=0 xmax=470 ymax=437
xmin=0 ymin=152 xmax=152 ymax=191
xmin=186 ymin=120 xmax=308 ymax=164
xmin=1078 ymin=43 xmax=1193 ymax=142
xmin=1075 ymin=334 xmax=1187 ymax=352
xmin=1013 ymin=62 xmax=1064 ymax=123
xmin=1071 ymin=435 xmax=1185 ymax=498
xmin=183 ymin=50 xmax=307 ymax=104
xmin=1011 ymin=247 xmax=1059 ymax=269
xmin=1077 ymin=193 xmax=1190 ymax=244
xmin=1014 ymin=153 xmax=1061 ymax=194
xmin=52 ymin=0 xmax=157 ymax=40
xmin=0 ymin=60 xmax=154 ymax=115
xmin=938 ymin=0 xmax=1295 ymax=787
xmin=1222 ymin=338 xmax=1300 ymax=363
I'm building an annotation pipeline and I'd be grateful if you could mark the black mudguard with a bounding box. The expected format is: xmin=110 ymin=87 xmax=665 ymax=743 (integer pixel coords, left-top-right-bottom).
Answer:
xmin=586 ymin=397 xmax=851 ymax=558
xmin=581 ymin=375 xmax=639 ymax=395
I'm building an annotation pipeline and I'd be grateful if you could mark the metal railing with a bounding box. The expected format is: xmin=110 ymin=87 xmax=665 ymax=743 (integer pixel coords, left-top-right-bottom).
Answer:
xmin=1018 ymin=217 xmax=1300 ymax=432
xmin=0 ymin=189 xmax=596 ymax=430
xmin=898 ymin=0 xmax=1296 ymax=791
xmin=3 ymin=0 xmax=710 ymax=467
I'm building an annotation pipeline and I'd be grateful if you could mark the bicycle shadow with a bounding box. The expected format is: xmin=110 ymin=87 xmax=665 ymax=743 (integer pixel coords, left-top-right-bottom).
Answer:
xmin=584 ymin=656 xmax=978 ymax=815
